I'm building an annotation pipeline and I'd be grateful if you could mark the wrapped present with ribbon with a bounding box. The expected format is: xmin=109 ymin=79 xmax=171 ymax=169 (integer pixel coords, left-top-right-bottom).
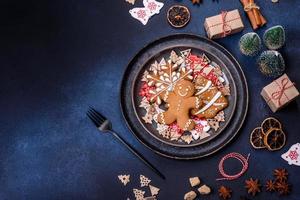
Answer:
xmin=261 ymin=74 xmax=299 ymax=112
xmin=240 ymin=0 xmax=267 ymax=30
xmin=204 ymin=9 xmax=244 ymax=39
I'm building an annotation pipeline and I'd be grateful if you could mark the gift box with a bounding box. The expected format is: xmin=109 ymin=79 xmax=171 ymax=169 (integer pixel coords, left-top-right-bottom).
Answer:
xmin=204 ymin=9 xmax=244 ymax=39
xmin=261 ymin=74 xmax=299 ymax=112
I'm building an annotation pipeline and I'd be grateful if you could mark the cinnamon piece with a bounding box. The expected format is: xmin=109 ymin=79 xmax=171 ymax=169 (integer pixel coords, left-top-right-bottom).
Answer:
xmin=240 ymin=0 xmax=266 ymax=30
xmin=240 ymin=0 xmax=257 ymax=29
xmin=257 ymin=7 xmax=266 ymax=26
xmin=249 ymin=0 xmax=261 ymax=26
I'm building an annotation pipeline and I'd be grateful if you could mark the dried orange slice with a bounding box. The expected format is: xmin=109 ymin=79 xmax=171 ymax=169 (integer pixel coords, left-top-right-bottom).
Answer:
xmin=261 ymin=117 xmax=282 ymax=134
xmin=264 ymin=128 xmax=286 ymax=151
xmin=250 ymin=127 xmax=266 ymax=149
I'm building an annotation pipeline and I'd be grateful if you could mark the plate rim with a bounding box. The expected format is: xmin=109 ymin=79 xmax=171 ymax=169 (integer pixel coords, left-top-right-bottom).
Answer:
xmin=119 ymin=33 xmax=249 ymax=159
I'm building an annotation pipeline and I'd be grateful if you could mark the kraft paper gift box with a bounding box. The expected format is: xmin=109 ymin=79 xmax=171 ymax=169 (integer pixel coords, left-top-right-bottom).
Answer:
xmin=204 ymin=9 xmax=244 ymax=39
xmin=261 ymin=74 xmax=299 ymax=112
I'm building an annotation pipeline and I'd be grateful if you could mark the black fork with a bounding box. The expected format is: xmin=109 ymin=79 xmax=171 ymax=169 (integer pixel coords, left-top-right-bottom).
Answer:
xmin=87 ymin=107 xmax=165 ymax=180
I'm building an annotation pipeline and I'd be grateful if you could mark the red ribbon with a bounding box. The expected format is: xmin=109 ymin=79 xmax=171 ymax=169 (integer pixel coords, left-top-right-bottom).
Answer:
xmin=271 ymin=78 xmax=295 ymax=106
xmin=217 ymin=152 xmax=250 ymax=181
xmin=221 ymin=11 xmax=232 ymax=37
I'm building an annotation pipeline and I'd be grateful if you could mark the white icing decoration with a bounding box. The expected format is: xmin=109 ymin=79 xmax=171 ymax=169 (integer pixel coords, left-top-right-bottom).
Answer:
xmin=200 ymin=132 xmax=210 ymax=140
xmin=195 ymin=97 xmax=200 ymax=109
xmin=159 ymin=113 xmax=165 ymax=124
xmin=163 ymin=91 xmax=169 ymax=101
xmin=203 ymin=100 xmax=226 ymax=106
xmin=194 ymin=92 xmax=222 ymax=114
xmin=183 ymin=119 xmax=192 ymax=130
xmin=178 ymin=90 xmax=188 ymax=97
xmin=195 ymin=81 xmax=212 ymax=95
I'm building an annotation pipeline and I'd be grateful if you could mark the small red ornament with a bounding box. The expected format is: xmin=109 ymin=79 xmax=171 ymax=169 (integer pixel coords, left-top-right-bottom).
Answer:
xmin=195 ymin=124 xmax=204 ymax=132
xmin=169 ymin=123 xmax=184 ymax=135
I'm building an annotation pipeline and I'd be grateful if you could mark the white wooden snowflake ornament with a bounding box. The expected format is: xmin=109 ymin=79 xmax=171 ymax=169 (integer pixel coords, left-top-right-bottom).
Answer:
xmin=157 ymin=124 xmax=170 ymax=139
xmin=207 ymin=119 xmax=220 ymax=131
xmin=191 ymin=130 xmax=200 ymax=140
xmin=181 ymin=135 xmax=193 ymax=144
xmin=140 ymin=175 xmax=151 ymax=187
xmin=142 ymin=114 xmax=153 ymax=124
xmin=149 ymin=184 xmax=160 ymax=196
xmin=133 ymin=188 xmax=145 ymax=200
xmin=214 ymin=111 xmax=225 ymax=122
xmin=118 ymin=175 xmax=130 ymax=186
xmin=126 ymin=0 xmax=136 ymax=5
xmin=180 ymin=49 xmax=191 ymax=58
xmin=129 ymin=0 xmax=164 ymax=25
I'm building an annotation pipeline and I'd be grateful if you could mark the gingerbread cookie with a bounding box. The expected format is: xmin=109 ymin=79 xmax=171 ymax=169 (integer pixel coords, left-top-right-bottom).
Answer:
xmin=192 ymin=76 xmax=228 ymax=119
xmin=139 ymin=49 xmax=232 ymax=143
xmin=157 ymin=79 xmax=202 ymax=131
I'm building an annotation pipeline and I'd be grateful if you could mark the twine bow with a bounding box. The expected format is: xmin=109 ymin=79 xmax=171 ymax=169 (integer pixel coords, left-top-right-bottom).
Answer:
xmin=216 ymin=152 xmax=250 ymax=181
xmin=244 ymin=3 xmax=260 ymax=12
xmin=220 ymin=11 xmax=232 ymax=37
xmin=271 ymin=78 xmax=295 ymax=106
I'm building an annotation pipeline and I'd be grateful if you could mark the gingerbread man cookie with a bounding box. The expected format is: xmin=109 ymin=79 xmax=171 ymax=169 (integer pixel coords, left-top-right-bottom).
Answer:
xmin=157 ymin=79 xmax=202 ymax=131
xmin=192 ymin=76 xmax=228 ymax=119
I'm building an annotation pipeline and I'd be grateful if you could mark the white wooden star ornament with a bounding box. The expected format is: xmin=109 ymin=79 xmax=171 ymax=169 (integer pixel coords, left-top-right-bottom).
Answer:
xmin=149 ymin=184 xmax=160 ymax=196
xmin=140 ymin=175 xmax=151 ymax=187
xmin=118 ymin=175 xmax=130 ymax=186
xmin=126 ymin=0 xmax=136 ymax=5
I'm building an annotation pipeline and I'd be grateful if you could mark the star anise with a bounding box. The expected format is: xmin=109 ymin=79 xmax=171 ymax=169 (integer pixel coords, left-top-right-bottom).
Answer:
xmin=245 ymin=178 xmax=261 ymax=196
xmin=273 ymin=169 xmax=288 ymax=182
xmin=265 ymin=180 xmax=276 ymax=192
xmin=190 ymin=0 xmax=201 ymax=4
xmin=218 ymin=186 xmax=232 ymax=200
xmin=275 ymin=181 xmax=290 ymax=195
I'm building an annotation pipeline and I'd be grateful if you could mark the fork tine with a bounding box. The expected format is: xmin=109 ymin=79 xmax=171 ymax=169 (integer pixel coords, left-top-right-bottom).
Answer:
xmin=86 ymin=111 xmax=101 ymax=127
xmin=89 ymin=107 xmax=106 ymax=121
xmin=88 ymin=109 xmax=105 ymax=124
xmin=87 ymin=110 xmax=104 ymax=124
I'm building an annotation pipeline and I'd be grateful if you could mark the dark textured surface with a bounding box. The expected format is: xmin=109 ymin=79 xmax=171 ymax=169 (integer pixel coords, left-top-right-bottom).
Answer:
xmin=0 ymin=0 xmax=299 ymax=199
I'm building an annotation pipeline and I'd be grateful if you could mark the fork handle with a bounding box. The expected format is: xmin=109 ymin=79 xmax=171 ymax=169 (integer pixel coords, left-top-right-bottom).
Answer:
xmin=109 ymin=131 xmax=166 ymax=180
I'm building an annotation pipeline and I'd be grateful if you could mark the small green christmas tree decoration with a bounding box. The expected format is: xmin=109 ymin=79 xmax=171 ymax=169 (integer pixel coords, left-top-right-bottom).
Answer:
xmin=239 ymin=32 xmax=261 ymax=56
xmin=258 ymin=50 xmax=285 ymax=77
xmin=263 ymin=25 xmax=285 ymax=50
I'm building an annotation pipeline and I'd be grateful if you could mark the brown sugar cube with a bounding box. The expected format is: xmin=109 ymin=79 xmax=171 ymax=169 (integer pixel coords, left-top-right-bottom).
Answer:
xmin=189 ymin=177 xmax=201 ymax=187
xmin=184 ymin=191 xmax=197 ymax=200
xmin=198 ymin=184 xmax=211 ymax=195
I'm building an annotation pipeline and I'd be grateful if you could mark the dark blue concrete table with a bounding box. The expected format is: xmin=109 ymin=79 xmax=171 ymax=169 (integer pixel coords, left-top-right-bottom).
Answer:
xmin=1 ymin=0 xmax=299 ymax=199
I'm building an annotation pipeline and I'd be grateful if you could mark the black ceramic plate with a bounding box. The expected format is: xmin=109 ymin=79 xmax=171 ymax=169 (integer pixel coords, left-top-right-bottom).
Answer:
xmin=120 ymin=34 xmax=248 ymax=159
